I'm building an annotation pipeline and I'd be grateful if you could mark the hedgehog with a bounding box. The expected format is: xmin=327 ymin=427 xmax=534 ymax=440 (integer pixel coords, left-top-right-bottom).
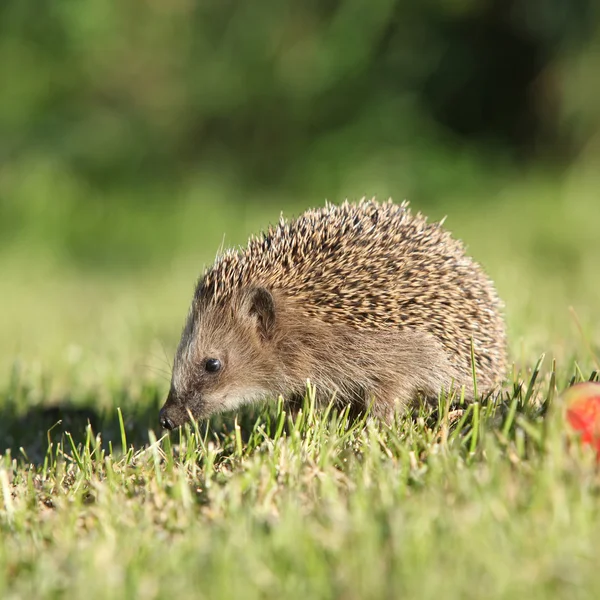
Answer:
xmin=159 ymin=198 xmax=507 ymax=430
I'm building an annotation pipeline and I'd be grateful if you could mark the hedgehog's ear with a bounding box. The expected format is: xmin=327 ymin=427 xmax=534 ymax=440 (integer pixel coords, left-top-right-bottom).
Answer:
xmin=245 ymin=287 xmax=276 ymax=341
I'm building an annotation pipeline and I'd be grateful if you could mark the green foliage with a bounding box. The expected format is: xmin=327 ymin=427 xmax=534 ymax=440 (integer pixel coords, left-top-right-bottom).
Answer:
xmin=1 ymin=0 xmax=599 ymax=267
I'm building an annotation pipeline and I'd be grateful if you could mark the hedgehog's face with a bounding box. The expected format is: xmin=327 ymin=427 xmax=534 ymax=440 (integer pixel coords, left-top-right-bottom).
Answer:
xmin=159 ymin=287 xmax=278 ymax=430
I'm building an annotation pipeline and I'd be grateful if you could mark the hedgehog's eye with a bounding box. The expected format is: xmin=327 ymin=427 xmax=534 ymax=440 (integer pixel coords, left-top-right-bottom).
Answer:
xmin=204 ymin=358 xmax=222 ymax=373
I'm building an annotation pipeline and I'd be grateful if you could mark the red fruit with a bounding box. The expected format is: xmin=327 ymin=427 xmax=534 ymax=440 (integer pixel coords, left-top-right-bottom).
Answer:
xmin=563 ymin=381 xmax=600 ymax=458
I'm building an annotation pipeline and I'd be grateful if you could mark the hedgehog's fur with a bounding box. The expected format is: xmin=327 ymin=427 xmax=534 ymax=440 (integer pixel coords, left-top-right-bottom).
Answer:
xmin=159 ymin=198 xmax=507 ymax=428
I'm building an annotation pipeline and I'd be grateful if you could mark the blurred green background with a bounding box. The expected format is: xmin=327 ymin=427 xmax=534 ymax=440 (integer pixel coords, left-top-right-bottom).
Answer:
xmin=1 ymin=0 xmax=599 ymax=398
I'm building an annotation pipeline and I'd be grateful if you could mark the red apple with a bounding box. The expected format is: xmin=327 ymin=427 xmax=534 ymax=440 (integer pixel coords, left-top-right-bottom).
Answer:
xmin=563 ymin=381 xmax=600 ymax=459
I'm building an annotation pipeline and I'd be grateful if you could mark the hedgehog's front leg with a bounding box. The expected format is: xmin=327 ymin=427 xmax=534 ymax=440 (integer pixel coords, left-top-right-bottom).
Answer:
xmin=360 ymin=328 xmax=467 ymax=423
xmin=358 ymin=380 xmax=412 ymax=424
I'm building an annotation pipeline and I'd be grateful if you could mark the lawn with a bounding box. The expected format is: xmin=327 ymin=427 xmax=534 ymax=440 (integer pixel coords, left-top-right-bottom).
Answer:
xmin=1 ymin=171 xmax=600 ymax=599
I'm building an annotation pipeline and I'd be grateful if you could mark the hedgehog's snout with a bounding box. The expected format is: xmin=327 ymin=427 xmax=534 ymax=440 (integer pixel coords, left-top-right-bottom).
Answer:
xmin=159 ymin=409 xmax=176 ymax=431
xmin=159 ymin=387 xmax=192 ymax=430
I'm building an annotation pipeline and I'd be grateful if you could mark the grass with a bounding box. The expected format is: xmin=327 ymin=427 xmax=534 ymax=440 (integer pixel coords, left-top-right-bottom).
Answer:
xmin=1 ymin=170 xmax=600 ymax=599
xmin=2 ymin=367 xmax=600 ymax=599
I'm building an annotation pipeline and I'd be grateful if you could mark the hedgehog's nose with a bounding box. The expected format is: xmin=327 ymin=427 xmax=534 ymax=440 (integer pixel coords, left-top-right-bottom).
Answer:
xmin=159 ymin=409 xmax=176 ymax=431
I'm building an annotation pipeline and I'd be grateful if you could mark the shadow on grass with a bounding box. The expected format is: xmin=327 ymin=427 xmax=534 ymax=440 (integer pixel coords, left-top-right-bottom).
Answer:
xmin=0 ymin=399 xmax=163 ymax=465
xmin=0 ymin=388 xmax=280 ymax=467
